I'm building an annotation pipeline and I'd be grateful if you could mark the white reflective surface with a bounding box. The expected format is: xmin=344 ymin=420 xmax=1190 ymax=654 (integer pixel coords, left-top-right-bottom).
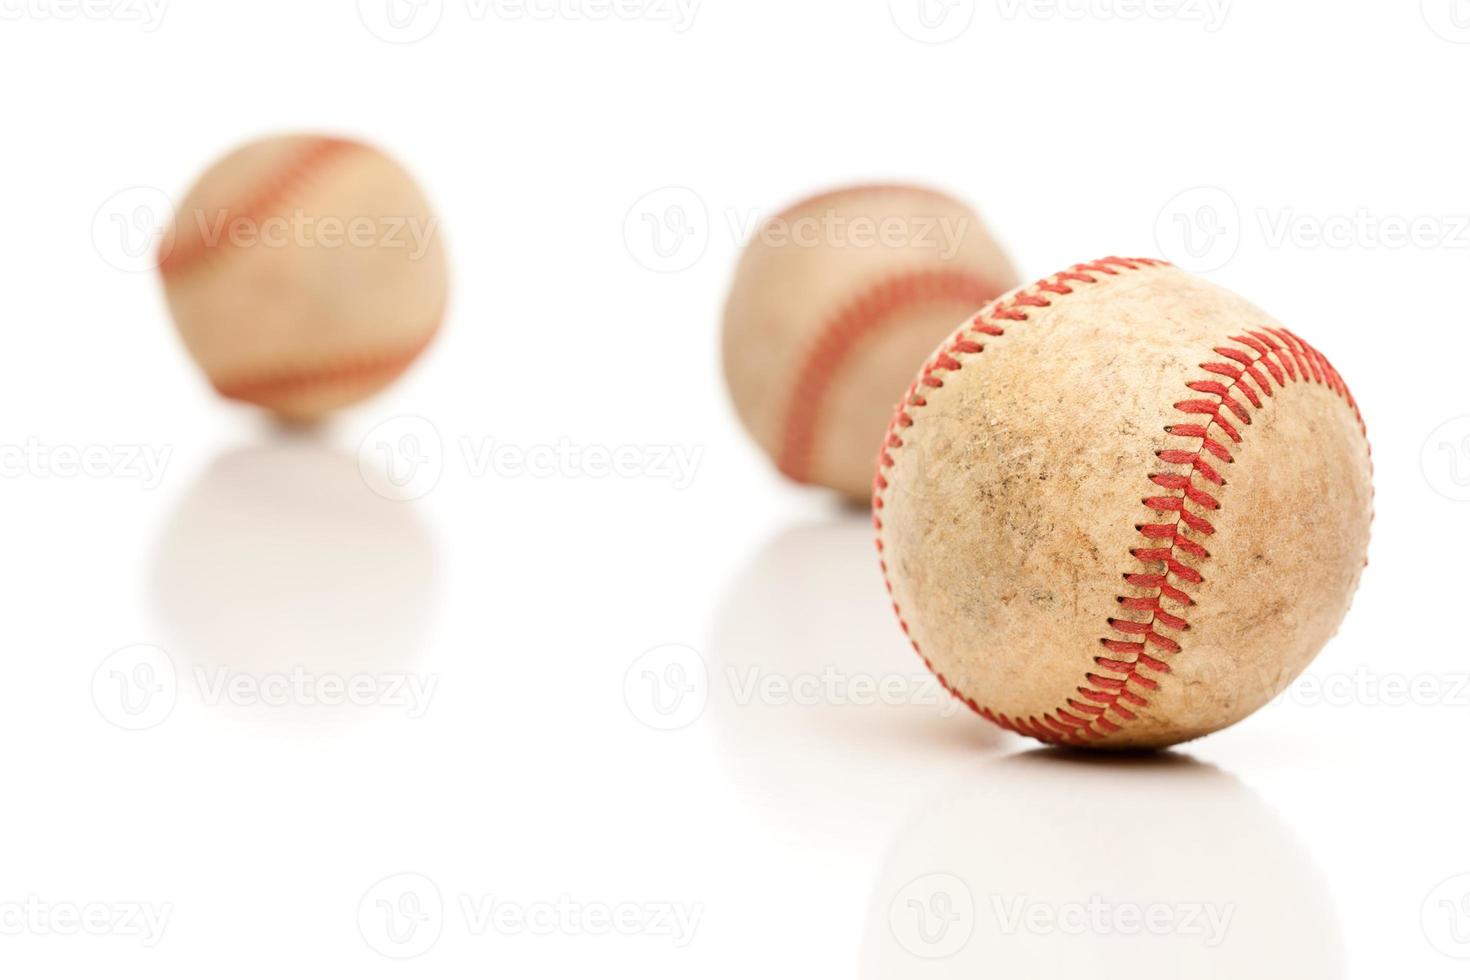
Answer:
xmin=1 ymin=4 xmax=1467 ymax=976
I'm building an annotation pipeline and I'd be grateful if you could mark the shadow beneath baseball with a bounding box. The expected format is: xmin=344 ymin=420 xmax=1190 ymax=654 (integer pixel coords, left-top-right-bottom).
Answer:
xmin=147 ymin=435 xmax=441 ymax=723
xmin=706 ymin=517 xmax=1003 ymax=835
xmin=860 ymin=751 xmax=1344 ymax=978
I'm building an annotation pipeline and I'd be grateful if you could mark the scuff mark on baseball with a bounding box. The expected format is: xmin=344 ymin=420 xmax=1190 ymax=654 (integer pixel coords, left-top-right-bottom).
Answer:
xmin=874 ymin=257 xmax=1373 ymax=749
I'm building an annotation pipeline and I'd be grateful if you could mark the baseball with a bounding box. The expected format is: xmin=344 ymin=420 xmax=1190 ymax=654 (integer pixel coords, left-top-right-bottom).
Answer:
xmin=722 ymin=185 xmax=1017 ymax=501
xmin=158 ymin=135 xmax=448 ymax=421
xmin=874 ymin=257 xmax=1373 ymax=749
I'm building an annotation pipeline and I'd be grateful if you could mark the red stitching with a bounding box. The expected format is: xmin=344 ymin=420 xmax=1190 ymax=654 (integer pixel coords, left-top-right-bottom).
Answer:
xmin=212 ymin=321 xmax=441 ymax=405
xmin=1076 ymin=326 xmax=1365 ymax=744
xmin=158 ymin=137 xmax=365 ymax=280
xmin=778 ymin=268 xmax=1003 ymax=484
xmin=872 ymin=257 xmax=1368 ymax=746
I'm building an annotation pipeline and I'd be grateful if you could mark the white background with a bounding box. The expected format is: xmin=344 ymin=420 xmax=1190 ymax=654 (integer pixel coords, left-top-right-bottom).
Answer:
xmin=1 ymin=1 xmax=1468 ymax=976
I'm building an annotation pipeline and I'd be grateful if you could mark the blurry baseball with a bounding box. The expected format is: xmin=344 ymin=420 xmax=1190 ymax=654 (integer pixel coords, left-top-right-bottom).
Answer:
xmin=158 ymin=135 xmax=448 ymax=421
xmin=723 ymin=185 xmax=1017 ymax=501
xmin=874 ymin=257 xmax=1373 ymax=749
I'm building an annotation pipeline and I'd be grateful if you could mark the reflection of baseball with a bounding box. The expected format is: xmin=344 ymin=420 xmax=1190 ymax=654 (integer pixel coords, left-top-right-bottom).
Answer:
xmin=862 ymin=754 xmax=1343 ymax=976
xmin=722 ymin=185 xmax=1017 ymax=501
xmin=706 ymin=520 xmax=998 ymax=835
xmin=149 ymin=442 xmax=439 ymax=681
xmin=159 ymin=135 xmax=449 ymax=421
xmin=875 ymin=258 xmax=1373 ymax=749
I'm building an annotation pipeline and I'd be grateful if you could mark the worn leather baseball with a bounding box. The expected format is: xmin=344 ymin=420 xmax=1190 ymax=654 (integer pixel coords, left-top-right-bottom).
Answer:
xmin=874 ymin=257 xmax=1373 ymax=749
xmin=723 ymin=185 xmax=1017 ymax=501
xmin=158 ymin=135 xmax=448 ymax=421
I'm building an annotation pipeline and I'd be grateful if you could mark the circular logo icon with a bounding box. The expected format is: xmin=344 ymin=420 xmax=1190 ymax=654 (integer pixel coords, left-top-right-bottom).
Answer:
xmin=889 ymin=0 xmax=977 ymax=44
xmin=358 ymin=416 xmax=445 ymax=502
xmin=357 ymin=0 xmax=445 ymax=43
xmin=93 ymin=186 xmax=174 ymax=274
xmin=888 ymin=872 xmax=975 ymax=959
xmin=1422 ymin=0 xmax=1470 ymax=43
xmin=1417 ymin=417 xmax=1470 ymax=502
xmin=1422 ymin=873 xmax=1470 ymax=958
xmin=623 ymin=644 xmax=709 ymax=731
xmin=1154 ymin=185 xmax=1242 ymax=273
xmin=623 ymin=187 xmax=709 ymax=274
xmin=1422 ymin=417 xmax=1470 ymax=502
xmin=92 ymin=644 xmax=178 ymax=731
xmin=358 ymin=872 xmax=445 ymax=959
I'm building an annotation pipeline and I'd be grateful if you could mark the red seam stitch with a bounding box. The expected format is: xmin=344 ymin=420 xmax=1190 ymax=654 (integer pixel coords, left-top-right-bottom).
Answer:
xmin=158 ymin=137 xmax=366 ymax=280
xmin=871 ymin=257 xmax=1164 ymax=740
xmin=211 ymin=320 xmax=441 ymax=404
xmin=777 ymin=268 xmax=1004 ymax=485
xmin=872 ymin=258 xmax=1370 ymax=746
xmin=1081 ymin=328 xmax=1366 ymax=742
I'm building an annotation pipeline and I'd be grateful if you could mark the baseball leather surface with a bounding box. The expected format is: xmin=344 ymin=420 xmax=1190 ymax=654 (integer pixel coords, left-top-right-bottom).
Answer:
xmin=158 ymin=135 xmax=448 ymax=421
xmin=874 ymin=257 xmax=1373 ymax=749
xmin=723 ymin=185 xmax=1017 ymax=501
